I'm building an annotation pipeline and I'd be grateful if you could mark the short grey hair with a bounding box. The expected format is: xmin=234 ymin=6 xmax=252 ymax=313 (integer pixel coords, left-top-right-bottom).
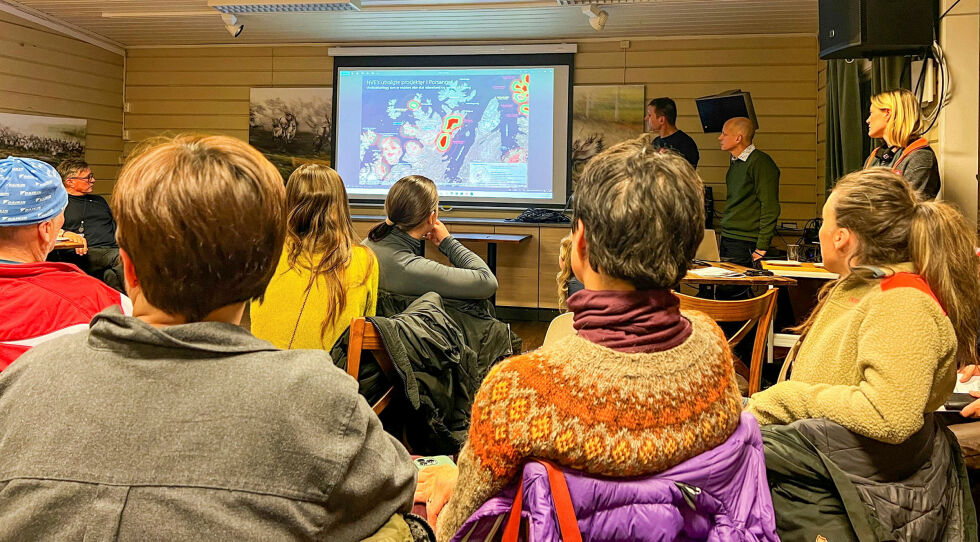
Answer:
xmin=573 ymin=135 xmax=705 ymax=289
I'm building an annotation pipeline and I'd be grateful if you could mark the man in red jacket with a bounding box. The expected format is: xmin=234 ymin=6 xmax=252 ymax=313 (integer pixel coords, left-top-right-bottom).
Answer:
xmin=0 ymin=157 xmax=129 ymax=369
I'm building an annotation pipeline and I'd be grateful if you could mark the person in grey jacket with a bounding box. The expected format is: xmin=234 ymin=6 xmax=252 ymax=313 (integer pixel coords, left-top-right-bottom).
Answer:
xmin=363 ymin=175 xmax=497 ymax=300
xmin=0 ymin=135 xmax=420 ymax=541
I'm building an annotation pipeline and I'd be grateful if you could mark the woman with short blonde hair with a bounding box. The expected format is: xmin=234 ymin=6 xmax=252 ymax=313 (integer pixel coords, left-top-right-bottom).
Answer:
xmin=864 ymin=88 xmax=940 ymax=199
xmin=251 ymin=163 xmax=378 ymax=350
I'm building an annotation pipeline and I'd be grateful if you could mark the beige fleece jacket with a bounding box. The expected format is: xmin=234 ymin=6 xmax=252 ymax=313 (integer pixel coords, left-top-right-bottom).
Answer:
xmin=746 ymin=264 xmax=957 ymax=444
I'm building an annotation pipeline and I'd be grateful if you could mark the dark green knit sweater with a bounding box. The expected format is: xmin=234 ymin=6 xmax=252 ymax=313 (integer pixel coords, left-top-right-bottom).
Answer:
xmin=720 ymin=149 xmax=781 ymax=251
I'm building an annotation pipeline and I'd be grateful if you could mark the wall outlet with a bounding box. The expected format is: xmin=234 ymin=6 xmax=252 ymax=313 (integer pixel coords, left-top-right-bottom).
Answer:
xmin=620 ymin=40 xmax=630 ymax=49
xmin=123 ymin=102 xmax=132 ymax=113
xmin=780 ymin=221 xmax=799 ymax=230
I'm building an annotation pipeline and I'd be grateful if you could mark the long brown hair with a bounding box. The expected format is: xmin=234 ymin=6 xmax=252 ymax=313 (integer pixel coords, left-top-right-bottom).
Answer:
xmin=368 ymin=175 xmax=438 ymax=241
xmin=284 ymin=164 xmax=372 ymax=345
xmin=797 ymin=168 xmax=980 ymax=367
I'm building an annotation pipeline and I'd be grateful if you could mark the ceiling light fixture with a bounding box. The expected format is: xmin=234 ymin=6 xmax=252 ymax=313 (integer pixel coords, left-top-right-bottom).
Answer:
xmin=582 ymin=4 xmax=607 ymax=31
xmin=207 ymin=0 xmax=362 ymax=13
xmin=221 ymin=13 xmax=245 ymax=37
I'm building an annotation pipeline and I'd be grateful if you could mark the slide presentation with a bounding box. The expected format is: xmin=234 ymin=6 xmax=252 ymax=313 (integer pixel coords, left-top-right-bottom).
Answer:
xmin=334 ymin=64 xmax=569 ymax=206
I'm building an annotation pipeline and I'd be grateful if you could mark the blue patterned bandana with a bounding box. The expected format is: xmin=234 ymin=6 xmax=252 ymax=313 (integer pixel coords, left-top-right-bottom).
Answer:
xmin=0 ymin=157 xmax=68 ymax=226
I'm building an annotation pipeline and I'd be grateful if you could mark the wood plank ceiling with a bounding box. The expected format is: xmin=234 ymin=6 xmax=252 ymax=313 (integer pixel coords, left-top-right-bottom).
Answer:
xmin=8 ymin=0 xmax=817 ymax=46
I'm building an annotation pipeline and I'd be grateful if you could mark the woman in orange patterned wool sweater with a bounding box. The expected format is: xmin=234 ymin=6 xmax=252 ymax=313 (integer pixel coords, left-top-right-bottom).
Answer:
xmin=415 ymin=137 xmax=743 ymax=541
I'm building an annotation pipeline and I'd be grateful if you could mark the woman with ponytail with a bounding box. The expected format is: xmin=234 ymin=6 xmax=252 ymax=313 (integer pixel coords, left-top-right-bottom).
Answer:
xmin=364 ymin=175 xmax=497 ymax=300
xmin=251 ymin=164 xmax=378 ymax=349
xmin=747 ymin=168 xmax=980 ymax=444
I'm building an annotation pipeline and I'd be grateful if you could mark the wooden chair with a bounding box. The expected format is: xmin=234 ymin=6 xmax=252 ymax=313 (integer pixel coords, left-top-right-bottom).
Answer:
xmin=675 ymin=289 xmax=778 ymax=395
xmin=345 ymin=317 xmax=398 ymax=415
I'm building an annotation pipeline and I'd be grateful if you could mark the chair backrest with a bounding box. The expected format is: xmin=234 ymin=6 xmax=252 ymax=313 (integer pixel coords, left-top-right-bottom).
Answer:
xmin=542 ymin=312 xmax=575 ymax=347
xmin=695 ymin=229 xmax=720 ymax=261
xmin=675 ymin=289 xmax=778 ymax=395
xmin=346 ymin=317 xmax=398 ymax=415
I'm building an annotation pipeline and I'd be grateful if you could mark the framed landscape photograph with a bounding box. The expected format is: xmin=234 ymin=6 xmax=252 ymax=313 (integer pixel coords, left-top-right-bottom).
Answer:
xmin=570 ymin=85 xmax=645 ymax=185
xmin=249 ymin=87 xmax=333 ymax=180
xmin=0 ymin=112 xmax=86 ymax=166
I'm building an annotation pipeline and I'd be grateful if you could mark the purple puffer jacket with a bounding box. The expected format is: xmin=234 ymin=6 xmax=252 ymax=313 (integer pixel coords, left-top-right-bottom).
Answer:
xmin=450 ymin=412 xmax=778 ymax=542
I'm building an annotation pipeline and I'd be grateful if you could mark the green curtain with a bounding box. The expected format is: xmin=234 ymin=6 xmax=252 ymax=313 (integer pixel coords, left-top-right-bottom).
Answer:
xmin=870 ymin=56 xmax=912 ymax=95
xmin=825 ymin=60 xmax=864 ymax=192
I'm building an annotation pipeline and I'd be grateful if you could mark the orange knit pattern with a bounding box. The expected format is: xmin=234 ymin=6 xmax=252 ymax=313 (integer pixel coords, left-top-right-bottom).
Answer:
xmin=436 ymin=310 xmax=742 ymax=541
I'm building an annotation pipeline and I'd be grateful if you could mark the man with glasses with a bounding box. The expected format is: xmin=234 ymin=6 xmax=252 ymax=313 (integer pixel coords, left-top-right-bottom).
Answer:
xmin=51 ymin=159 xmax=123 ymax=291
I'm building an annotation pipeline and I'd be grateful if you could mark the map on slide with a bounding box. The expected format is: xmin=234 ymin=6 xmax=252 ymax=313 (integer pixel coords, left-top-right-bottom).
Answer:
xmin=358 ymin=73 xmax=530 ymax=190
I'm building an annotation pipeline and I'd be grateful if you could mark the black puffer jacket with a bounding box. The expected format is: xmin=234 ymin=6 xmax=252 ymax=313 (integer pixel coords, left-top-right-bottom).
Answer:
xmin=762 ymin=415 xmax=977 ymax=541
xmin=331 ymin=292 xmax=515 ymax=455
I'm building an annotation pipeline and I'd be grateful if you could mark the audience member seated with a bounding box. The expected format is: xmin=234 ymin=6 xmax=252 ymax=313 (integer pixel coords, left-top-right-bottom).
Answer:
xmin=0 ymin=157 xmax=128 ymax=370
xmin=251 ymin=164 xmax=378 ymax=350
xmin=864 ymin=89 xmax=940 ymax=199
xmin=416 ymin=138 xmax=750 ymax=540
xmin=0 ymin=136 xmax=423 ymax=540
xmin=46 ymin=159 xmax=125 ymax=290
xmin=747 ymin=168 xmax=979 ymax=540
xmin=556 ymin=233 xmax=583 ymax=309
xmin=363 ymin=175 xmax=497 ymax=300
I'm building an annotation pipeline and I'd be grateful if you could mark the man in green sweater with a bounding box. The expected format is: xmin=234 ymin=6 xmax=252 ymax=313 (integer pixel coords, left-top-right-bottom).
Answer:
xmin=717 ymin=117 xmax=780 ymax=270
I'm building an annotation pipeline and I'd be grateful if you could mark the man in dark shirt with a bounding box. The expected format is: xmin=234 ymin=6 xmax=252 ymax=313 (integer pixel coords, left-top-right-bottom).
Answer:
xmin=49 ymin=159 xmax=123 ymax=291
xmin=645 ymin=97 xmax=700 ymax=168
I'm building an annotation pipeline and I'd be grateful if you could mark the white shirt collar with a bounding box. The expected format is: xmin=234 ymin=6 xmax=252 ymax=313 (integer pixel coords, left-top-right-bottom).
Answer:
xmin=734 ymin=144 xmax=756 ymax=162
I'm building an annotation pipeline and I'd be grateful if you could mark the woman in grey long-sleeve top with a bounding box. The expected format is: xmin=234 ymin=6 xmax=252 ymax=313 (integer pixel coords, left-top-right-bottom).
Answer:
xmin=363 ymin=175 xmax=498 ymax=300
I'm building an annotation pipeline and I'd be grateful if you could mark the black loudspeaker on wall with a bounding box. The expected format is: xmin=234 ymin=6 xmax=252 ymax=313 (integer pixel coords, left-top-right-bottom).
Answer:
xmin=818 ymin=0 xmax=934 ymax=60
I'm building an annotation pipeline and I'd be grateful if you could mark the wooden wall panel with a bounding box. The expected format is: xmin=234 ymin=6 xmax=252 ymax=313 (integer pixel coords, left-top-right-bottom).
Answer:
xmin=0 ymin=12 xmax=124 ymax=195
xmin=123 ymin=36 xmax=820 ymax=229
xmin=493 ymin=226 xmax=538 ymax=308
xmin=576 ymin=36 xmax=820 ymax=226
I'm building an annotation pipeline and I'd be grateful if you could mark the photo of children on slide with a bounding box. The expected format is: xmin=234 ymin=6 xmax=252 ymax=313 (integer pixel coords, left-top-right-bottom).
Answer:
xmin=334 ymin=66 xmax=559 ymax=203
xmin=248 ymin=87 xmax=332 ymax=179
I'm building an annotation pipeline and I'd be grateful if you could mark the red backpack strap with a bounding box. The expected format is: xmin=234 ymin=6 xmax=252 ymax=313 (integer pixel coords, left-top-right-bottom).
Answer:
xmin=503 ymin=461 xmax=582 ymax=542
xmin=881 ymin=272 xmax=945 ymax=315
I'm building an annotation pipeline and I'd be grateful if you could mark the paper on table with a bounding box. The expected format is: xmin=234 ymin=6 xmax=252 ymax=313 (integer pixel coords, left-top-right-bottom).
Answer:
xmin=954 ymin=375 xmax=980 ymax=394
xmin=690 ymin=266 xmax=744 ymax=278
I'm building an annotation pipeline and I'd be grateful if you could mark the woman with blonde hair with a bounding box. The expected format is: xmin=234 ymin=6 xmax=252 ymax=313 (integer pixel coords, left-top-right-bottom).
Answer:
xmin=748 ymin=167 xmax=979 ymax=442
xmin=747 ymin=167 xmax=978 ymax=540
xmin=251 ymin=164 xmax=378 ymax=349
xmin=864 ymin=88 xmax=940 ymax=199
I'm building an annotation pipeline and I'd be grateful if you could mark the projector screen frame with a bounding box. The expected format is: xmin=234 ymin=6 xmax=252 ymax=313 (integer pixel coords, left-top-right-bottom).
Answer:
xmin=332 ymin=53 xmax=575 ymax=210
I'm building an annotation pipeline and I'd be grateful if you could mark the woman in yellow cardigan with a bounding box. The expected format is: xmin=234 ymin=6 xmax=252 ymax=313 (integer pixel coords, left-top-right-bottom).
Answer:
xmin=747 ymin=168 xmax=980 ymax=444
xmin=251 ymin=164 xmax=378 ymax=350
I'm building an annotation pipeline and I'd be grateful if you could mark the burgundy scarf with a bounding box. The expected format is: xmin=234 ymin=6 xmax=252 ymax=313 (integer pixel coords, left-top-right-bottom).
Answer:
xmin=567 ymin=289 xmax=692 ymax=353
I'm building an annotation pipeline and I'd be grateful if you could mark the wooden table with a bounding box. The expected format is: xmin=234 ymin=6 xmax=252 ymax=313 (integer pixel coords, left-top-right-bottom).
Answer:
xmin=681 ymin=261 xmax=796 ymax=366
xmin=760 ymin=261 xmax=837 ymax=351
xmin=682 ymin=261 xmax=797 ymax=287
xmin=54 ymin=238 xmax=85 ymax=250
xmin=451 ymin=233 xmax=530 ymax=276
xmin=451 ymin=233 xmax=531 ymax=305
